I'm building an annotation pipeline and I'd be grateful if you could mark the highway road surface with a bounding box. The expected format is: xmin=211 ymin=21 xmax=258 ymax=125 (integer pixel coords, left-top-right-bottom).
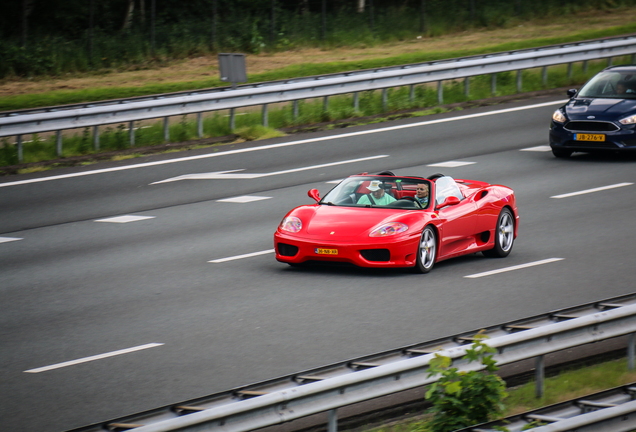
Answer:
xmin=1 ymin=95 xmax=635 ymax=431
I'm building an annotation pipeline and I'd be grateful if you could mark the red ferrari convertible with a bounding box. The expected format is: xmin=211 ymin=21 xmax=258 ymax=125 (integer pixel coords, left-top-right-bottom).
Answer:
xmin=274 ymin=173 xmax=518 ymax=273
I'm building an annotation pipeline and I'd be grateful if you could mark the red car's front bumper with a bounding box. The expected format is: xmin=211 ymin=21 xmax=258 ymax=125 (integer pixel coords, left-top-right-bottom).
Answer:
xmin=274 ymin=231 xmax=421 ymax=268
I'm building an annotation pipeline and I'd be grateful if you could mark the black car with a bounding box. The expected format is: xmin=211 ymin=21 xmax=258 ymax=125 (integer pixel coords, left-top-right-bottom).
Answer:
xmin=549 ymin=65 xmax=636 ymax=158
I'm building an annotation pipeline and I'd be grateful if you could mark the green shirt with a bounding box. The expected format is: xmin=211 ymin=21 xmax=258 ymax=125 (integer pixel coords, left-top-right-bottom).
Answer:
xmin=357 ymin=193 xmax=397 ymax=206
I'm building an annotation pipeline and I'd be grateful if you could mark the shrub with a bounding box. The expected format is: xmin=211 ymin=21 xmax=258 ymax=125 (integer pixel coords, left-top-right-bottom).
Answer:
xmin=425 ymin=333 xmax=508 ymax=432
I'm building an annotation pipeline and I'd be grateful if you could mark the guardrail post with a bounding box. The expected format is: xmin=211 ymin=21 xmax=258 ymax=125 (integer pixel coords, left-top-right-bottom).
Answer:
xmin=293 ymin=100 xmax=299 ymax=119
xmin=323 ymin=96 xmax=329 ymax=112
xmin=382 ymin=88 xmax=388 ymax=112
xmin=197 ymin=113 xmax=203 ymax=139
xmin=229 ymin=108 xmax=236 ymax=131
xmin=491 ymin=73 xmax=496 ymax=96
xmin=353 ymin=92 xmax=359 ymax=112
xmin=535 ymin=355 xmax=545 ymax=398
xmin=163 ymin=117 xmax=170 ymax=142
xmin=464 ymin=77 xmax=470 ymax=98
xmin=629 ymin=333 xmax=635 ymax=371
xmin=409 ymin=85 xmax=415 ymax=103
xmin=129 ymin=121 xmax=135 ymax=147
xmin=262 ymin=104 xmax=269 ymax=127
xmin=567 ymin=63 xmax=573 ymax=79
xmin=56 ymin=131 xmax=62 ymax=157
xmin=16 ymin=135 xmax=23 ymax=163
xmin=93 ymin=125 xmax=99 ymax=151
xmin=542 ymin=66 xmax=548 ymax=86
xmin=608 ymin=57 xmax=613 ymax=67
xmin=516 ymin=70 xmax=522 ymax=93
xmin=328 ymin=409 xmax=338 ymax=432
xmin=632 ymin=54 xmax=636 ymax=64
xmin=437 ymin=81 xmax=443 ymax=104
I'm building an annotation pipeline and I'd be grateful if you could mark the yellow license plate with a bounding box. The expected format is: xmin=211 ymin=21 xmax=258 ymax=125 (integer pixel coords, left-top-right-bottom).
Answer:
xmin=575 ymin=133 xmax=605 ymax=142
xmin=315 ymin=248 xmax=338 ymax=255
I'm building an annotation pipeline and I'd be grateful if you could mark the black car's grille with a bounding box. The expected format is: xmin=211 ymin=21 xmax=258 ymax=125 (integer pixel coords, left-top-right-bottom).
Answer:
xmin=277 ymin=243 xmax=298 ymax=257
xmin=360 ymin=249 xmax=391 ymax=262
xmin=564 ymin=121 xmax=619 ymax=132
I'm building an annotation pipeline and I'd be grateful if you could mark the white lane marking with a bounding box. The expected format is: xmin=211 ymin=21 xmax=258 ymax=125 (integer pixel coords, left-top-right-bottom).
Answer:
xmin=0 ymin=237 xmax=23 ymax=243
xmin=95 ymin=215 xmax=156 ymax=223
xmin=521 ymin=145 xmax=552 ymax=152
xmin=326 ymin=179 xmax=343 ymax=184
xmin=464 ymin=258 xmax=564 ymax=279
xmin=550 ymin=183 xmax=633 ymax=199
xmin=150 ymin=155 xmax=389 ymax=184
xmin=428 ymin=161 xmax=475 ymax=168
xmin=209 ymin=249 xmax=275 ymax=263
xmin=217 ymin=196 xmax=272 ymax=203
xmin=0 ymin=100 xmax=566 ymax=188
xmin=24 ymin=343 xmax=164 ymax=373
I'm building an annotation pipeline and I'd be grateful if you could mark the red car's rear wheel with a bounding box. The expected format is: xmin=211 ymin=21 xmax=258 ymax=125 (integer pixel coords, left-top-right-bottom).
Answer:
xmin=483 ymin=208 xmax=515 ymax=258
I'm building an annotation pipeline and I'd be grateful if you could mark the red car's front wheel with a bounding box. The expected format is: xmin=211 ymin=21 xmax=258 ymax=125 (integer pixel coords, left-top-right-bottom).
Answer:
xmin=415 ymin=226 xmax=437 ymax=273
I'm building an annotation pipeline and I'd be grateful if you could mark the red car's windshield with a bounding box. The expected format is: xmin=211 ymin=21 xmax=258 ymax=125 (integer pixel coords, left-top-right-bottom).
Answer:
xmin=321 ymin=176 xmax=432 ymax=209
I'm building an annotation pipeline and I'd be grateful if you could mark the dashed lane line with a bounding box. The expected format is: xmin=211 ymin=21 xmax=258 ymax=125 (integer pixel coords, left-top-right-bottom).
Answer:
xmin=0 ymin=237 xmax=23 ymax=243
xmin=24 ymin=343 xmax=164 ymax=373
xmin=427 ymin=161 xmax=475 ymax=168
xmin=521 ymin=145 xmax=552 ymax=152
xmin=95 ymin=215 xmax=156 ymax=223
xmin=217 ymin=196 xmax=272 ymax=203
xmin=550 ymin=183 xmax=633 ymax=199
xmin=464 ymin=258 xmax=564 ymax=279
xmin=209 ymin=249 xmax=275 ymax=263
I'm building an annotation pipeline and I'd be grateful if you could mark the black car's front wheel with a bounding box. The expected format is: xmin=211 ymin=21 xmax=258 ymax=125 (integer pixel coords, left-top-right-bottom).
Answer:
xmin=415 ymin=225 xmax=437 ymax=273
xmin=483 ymin=208 xmax=515 ymax=258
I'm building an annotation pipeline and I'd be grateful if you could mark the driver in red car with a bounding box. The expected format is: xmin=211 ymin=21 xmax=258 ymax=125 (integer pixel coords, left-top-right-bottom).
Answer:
xmin=357 ymin=180 xmax=397 ymax=206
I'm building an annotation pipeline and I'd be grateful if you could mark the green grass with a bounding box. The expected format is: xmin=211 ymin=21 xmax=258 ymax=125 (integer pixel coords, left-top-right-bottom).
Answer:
xmin=360 ymin=357 xmax=636 ymax=432
xmin=2 ymin=55 xmax=631 ymax=169
xmin=2 ymin=22 xmax=636 ymax=113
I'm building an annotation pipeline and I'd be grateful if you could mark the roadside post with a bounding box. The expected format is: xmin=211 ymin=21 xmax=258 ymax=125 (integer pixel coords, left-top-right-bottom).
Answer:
xmin=218 ymin=53 xmax=247 ymax=131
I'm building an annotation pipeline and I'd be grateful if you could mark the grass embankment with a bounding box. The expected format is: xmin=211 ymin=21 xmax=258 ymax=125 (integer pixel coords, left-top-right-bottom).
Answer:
xmin=1 ymin=7 xmax=636 ymax=171
xmin=362 ymin=358 xmax=636 ymax=432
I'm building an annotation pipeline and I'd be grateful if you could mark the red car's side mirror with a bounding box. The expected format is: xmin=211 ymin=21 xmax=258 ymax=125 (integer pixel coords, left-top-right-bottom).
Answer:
xmin=308 ymin=189 xmax=320 ymax=202
xmin=438 ymin=196 xmax=460 ymax=209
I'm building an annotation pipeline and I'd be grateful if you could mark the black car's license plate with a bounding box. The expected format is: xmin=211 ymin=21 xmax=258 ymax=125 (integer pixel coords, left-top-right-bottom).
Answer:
xmin=575 ymin=133 xmax=605 ymax=142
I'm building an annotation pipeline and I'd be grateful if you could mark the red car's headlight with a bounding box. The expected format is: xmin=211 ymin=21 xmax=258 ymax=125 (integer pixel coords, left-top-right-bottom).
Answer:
xmin=280 ymin=216 xmax=302 ymax=233
xmin=369 ymin=222 xmax=408 ymax=237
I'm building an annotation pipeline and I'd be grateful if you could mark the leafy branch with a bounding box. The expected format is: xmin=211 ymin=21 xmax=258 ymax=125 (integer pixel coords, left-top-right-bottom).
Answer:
xmin=424 ymin=332 xmax=508 ymax=432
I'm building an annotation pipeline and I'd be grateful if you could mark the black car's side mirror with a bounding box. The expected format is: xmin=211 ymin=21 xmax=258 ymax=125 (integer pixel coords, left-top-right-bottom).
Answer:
xmin=567 ymin=89 xmax=578 ymax=98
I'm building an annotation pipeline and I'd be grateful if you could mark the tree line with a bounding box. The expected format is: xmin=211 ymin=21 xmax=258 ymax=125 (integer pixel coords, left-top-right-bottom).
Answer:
xmin=1 ymin=0 xmax=632 ymax=78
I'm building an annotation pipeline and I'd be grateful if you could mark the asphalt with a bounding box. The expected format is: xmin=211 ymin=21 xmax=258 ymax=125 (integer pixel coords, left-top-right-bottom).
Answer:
xmin=1 ymin=94 xmax=635 ymax=431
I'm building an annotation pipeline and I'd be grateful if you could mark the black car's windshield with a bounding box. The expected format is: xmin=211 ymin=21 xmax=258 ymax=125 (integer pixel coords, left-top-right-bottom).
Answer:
xmin=321 ymin=176 xmax=431 ymax=209
xmin=578 ymin=70 xmax=636 ymax=99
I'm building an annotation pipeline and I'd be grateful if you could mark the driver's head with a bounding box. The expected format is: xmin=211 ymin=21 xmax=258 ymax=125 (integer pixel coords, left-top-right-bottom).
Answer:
xmin=367 ymin=180 xmax=386 ymax=198
xmin=416 ymin=183 xmax=429 ymax=198
xmin=618 ymin=82 xmax=627 ymax=94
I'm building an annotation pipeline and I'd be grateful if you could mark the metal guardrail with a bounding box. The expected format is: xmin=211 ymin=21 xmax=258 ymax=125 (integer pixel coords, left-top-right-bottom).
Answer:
xmin=2 ymin=35 xmax=636 ymax=162
xmin=68 ymin=293 xmax=636 ymax=432
xmin=456 ymin=383 xmax=636 ymax=432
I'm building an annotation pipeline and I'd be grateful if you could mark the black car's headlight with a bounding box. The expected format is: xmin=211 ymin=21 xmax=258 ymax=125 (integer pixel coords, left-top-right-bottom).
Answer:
xmin=619 ymin=114 xmax=636 ymax=125
xmin=552 ymin=109 xmax=566 ymax=123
